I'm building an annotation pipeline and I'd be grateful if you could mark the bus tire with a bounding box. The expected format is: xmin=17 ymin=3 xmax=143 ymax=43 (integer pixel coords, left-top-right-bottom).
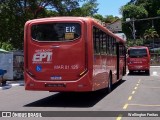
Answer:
xmin=145 ymin=70 xmax=150 ymax=75
xmin=108 ymin=73 xmax=112 ymax=92
xmin=129 ymin=70 xmax=133 ymax=74
xmin=123 ymin=67 xmax=126 ymax=76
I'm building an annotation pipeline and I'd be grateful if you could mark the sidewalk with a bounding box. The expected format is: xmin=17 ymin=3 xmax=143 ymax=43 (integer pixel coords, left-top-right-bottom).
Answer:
xmin=150 ymin=66 xmax=160 ymax=67
xmin=0 ymin=80 xmax=24 ymax=90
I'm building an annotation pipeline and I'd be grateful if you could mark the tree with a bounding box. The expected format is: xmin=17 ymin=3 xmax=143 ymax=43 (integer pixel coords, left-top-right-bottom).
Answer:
xmin=144 ymin=28 xmax=159 ymax=39
xmin=50 ymin=0 xmax=80 ymax=16
xmin=121 ymin=3 xmax=148 ymax=39
xmin=0 ymin=42 xmax=14 ymax=51
xmin=93 ymin=14 xmax=104 ymax=21
xmin=124 ymin=0 xmax=160 ymax=37
xmin=127 ymin=39 xmax=143 ymax=47
xmin=104 ymin=15 xmax=119 ymax=23
xmin=143 ymin=28 xmax=159 ymax=50
xmin=80 ymin=0 xmax=99 ymax=16
xmin=0 ymin=0 xmax=99 ymax=50
xmin=0 ymin=0 xmax=25 ymax=49
xmin=121 ymin=4 xmax=148 ymax=19
xmin=134 ymin=0 xmax=160 ymax=17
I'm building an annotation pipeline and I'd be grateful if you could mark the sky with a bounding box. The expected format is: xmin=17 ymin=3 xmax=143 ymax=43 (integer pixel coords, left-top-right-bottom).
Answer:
xmin=97 ymin=0 xmax=130 ymax=17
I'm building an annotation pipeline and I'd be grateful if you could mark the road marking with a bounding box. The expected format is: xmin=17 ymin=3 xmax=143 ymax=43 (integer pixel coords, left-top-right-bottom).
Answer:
xmin=151 ymin=71 xmax=158 ymax=76
xmin=128 ymin=96 xmax=132 ymax=101
xmin=132 ymin=91 xmax=135 ymax=94
xmin=123 ymin=104 xmax=128 ymax=109
xmin=116 ymin=114 xmax=123 ymax=120
xmin=121 ymin=79 xmax=141 ymax=120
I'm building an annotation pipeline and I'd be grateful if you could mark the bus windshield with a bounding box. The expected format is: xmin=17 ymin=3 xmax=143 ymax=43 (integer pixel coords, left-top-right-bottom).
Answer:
xmin=31 ymin=23 xmax=81 ymax=42
xmin=128 ymin=49 xmax=147 ymax=58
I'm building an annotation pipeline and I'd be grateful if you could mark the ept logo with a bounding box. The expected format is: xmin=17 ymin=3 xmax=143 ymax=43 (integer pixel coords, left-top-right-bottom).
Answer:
xmin=32 ymin=51 xmax=52 ymax=63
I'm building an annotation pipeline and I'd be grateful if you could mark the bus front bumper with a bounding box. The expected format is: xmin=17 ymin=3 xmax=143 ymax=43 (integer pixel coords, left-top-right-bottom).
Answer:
xmin=128 ymin=65 xmax=150 ymax=71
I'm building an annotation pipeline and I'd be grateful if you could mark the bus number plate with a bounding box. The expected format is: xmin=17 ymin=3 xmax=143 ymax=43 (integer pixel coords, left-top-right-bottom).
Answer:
xmin=45 ymin=84 xmax=65 ymax=87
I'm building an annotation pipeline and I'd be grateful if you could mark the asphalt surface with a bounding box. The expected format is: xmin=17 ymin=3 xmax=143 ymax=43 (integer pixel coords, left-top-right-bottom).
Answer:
xmin=0 ymin=67 xmax=160 ymax=120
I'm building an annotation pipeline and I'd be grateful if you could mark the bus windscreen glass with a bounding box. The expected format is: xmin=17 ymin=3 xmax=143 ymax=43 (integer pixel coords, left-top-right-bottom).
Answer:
xmin=129 ymin=49 xmax=147 ymax=58
xmin=31 ymin=23 xmax=81 ymax=41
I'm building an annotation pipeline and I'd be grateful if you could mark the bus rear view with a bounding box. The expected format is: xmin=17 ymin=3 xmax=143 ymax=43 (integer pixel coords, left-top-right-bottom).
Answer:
xmin=127 ymin=46 xmax=150 ymax=74
xmin=24 ymin=17 xmax=90 ymax=92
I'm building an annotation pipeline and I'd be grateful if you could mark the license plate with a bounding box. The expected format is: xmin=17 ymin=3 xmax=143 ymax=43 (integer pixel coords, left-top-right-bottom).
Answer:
xmin=136 ymin=66 xmax=142 ymax=69
xmin=45 ymin=84 xmax=65 ymax=87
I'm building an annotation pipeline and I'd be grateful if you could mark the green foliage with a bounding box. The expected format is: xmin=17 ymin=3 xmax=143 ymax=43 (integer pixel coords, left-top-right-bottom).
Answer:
xmin=92 ymin=14 xmax=120 ymax=23
xmin=143 ymin=28 xmax=159 ymax=39
xmin=0 ymin=0 xmax=99 ymax=50
xmin=93 ymin=14 xmax=104 ymax=21
xmin=127 ymin=39 xmax=144 ymax=47
xmin=0 ymin=42 xmax=14 ymax=51
xmin=122 ymin=0 xmax=160 ymax=40
xmin=121 ymin=4 xmax=148 ymax=19
xmin=80 ymin=0 xmax=99 ymax=16
xmin=104 ymin=15 xmax=119 ymax=23
xmin=155 ymin=49 xmax=160 ymax=54
xmin=134 ymin=0 xmax=160 ymax=17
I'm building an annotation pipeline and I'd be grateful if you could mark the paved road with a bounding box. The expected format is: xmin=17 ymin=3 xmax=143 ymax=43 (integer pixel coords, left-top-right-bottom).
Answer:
xmin=0 ymin=67 xmax=160 ymax=120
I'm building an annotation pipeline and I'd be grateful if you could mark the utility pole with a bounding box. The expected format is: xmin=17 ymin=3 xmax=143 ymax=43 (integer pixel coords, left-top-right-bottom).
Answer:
xmin=126 ymin=18 xmax=136 ymax=40
xmin=124 ymin=16 xmax=160 ymax=40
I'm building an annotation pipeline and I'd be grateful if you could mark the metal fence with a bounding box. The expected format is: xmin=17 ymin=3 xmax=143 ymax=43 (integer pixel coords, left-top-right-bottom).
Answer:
xmin=150 ymin=53 xmax=160 ymax=66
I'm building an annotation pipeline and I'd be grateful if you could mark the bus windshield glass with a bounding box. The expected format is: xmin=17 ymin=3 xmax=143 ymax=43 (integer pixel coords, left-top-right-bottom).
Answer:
xmin=128 ymin=49 xmax=147 ymax=58
xmin=31 ymin=23 xmax=81 ymax=42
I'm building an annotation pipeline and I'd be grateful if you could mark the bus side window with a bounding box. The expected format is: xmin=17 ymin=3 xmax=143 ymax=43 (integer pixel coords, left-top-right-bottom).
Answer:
xmin=106 ymin=34 xmax=109 ymax=54
xmin=100 ymin=30 xmax=106 ymax=54
xmin=112 ymin=38 xmax=116 ymax=55
xmin=93 ymin=27 xmax=96 ymax=53
xmin=93 ymin=27 xmax=100 ymax=54
xmin=102 ymin=33 xmax=107 ymax=54
xmin=109 ymin=36 xmax=112 ymax=55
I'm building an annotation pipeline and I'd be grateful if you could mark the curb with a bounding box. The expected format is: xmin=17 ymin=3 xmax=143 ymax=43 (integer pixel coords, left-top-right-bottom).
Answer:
xmin=0 ymin=82 xmax=24 ymax=90
xmin=150 ymin=66 xmax=160 ymax=68
xmin=0 ymin=85 xmax=12 ymax=90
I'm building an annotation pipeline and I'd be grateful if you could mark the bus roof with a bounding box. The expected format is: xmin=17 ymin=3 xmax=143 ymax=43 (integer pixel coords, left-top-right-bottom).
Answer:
xmin=25 ymin=17 xmax=126 ymax=44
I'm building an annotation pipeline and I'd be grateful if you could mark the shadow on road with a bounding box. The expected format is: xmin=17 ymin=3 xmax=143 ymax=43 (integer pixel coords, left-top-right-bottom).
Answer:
xmin=24 ymin=80 xmax=126 ymax=108
xmin=127 ymin=71 xmax=150 ymax=76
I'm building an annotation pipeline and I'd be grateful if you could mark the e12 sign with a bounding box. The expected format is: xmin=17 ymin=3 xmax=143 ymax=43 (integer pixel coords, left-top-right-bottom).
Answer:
xmin=66 ymin=26 xmax=75 ymax=33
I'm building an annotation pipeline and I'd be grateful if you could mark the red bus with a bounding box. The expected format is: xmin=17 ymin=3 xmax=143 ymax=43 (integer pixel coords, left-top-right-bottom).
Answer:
xmin=127 ymin=46 xmax=150 ymax=74
xmin=24 ymin=17 xmax=126 ymax=92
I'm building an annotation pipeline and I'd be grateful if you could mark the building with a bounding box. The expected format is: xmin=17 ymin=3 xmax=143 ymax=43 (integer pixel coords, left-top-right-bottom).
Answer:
xmin=106 ymin=19 xmax=126 ymax=41
xmin=106 ymin=19 xmax=122 ymax=33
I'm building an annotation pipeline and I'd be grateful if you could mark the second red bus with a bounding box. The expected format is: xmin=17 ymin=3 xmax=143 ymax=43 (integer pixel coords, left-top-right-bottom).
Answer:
xmin=127 ymin=46 xmax=150 ymax=74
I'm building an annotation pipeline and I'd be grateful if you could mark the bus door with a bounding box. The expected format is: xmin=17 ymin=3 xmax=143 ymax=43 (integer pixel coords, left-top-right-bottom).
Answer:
xmin=26 ymin=22 xmax=87 ymax=81
xmin=116 ymin=42 xmax=120 ymax=80
xmin=116 ymin=43 xmax=125 ymax=79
